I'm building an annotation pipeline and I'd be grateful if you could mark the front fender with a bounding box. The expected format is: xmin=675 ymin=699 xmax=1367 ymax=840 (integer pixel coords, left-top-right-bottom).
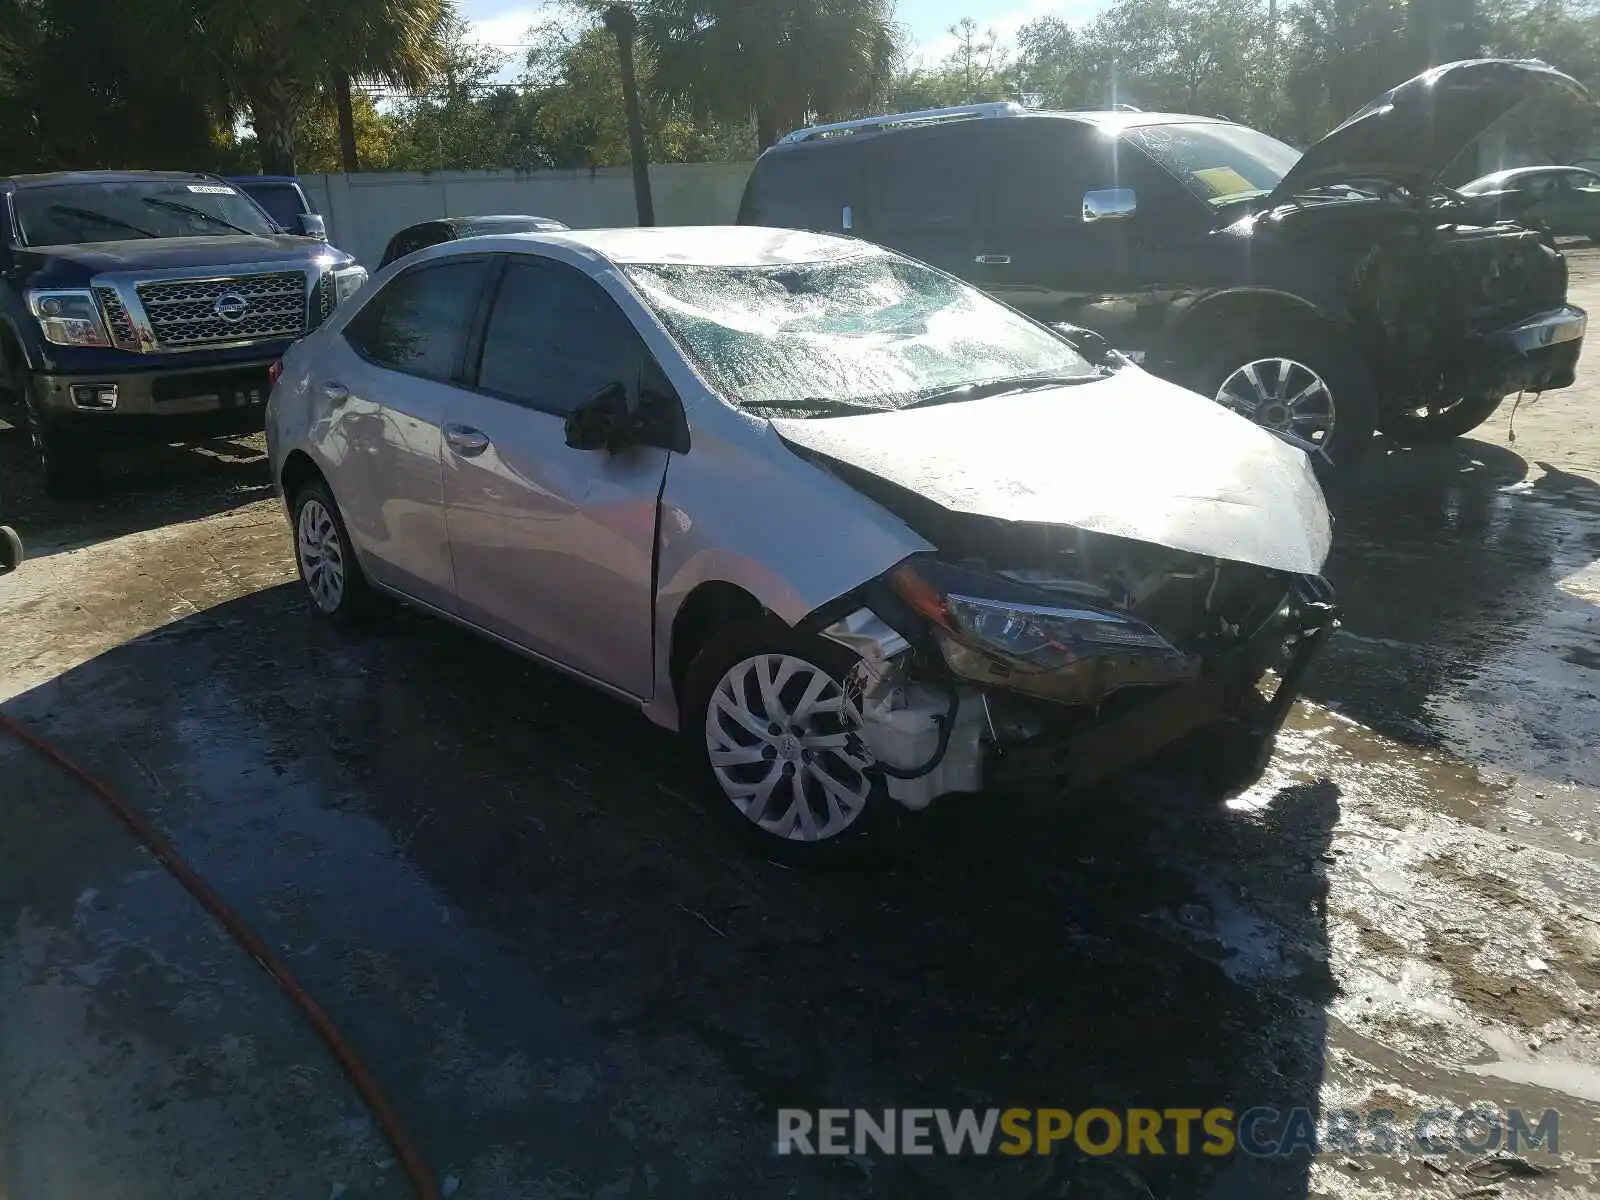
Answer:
xmin=643 ymin=424 xmax=931 ymax=729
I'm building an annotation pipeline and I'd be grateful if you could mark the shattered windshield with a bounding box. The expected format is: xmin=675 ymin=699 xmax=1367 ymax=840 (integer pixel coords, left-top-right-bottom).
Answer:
xmin=13 ymin=179 xmax=279 ymax=246
xmin=1125 ymin=122 xmax=1302 ymax=204
xmin=624 ymin=252 xmax=1093 ymax=416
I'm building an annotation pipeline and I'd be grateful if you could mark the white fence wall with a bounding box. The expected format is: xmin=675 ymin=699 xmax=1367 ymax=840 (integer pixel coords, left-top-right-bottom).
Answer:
xmin=300 ymin=162 xmax=756 ymax=267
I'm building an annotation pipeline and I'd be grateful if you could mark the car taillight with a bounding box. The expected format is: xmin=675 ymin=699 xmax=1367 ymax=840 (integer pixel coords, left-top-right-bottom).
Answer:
xmin=268 ymin=359 xmax=284 ymax=386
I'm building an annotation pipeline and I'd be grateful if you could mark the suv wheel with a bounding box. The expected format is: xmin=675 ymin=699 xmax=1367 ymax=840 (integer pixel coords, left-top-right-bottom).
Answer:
xmin=681 ymin=621 xmax=894 ymax=865
xmin=1193 ymin=326 xmax=1378 ymax=473
xmin=23 ymin=394 xmax=98 ymax=495
xmin=291 ymin=480 xmax=376 ymax=622
xmin=1377 ymin=391 xmax=1505 ymax=446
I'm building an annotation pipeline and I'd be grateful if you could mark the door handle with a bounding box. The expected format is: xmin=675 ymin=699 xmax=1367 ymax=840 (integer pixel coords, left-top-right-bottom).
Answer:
xmin=444 ymin=423 xmax=491 ymax=457
xmin=322 ymin=382 xmax=349 ymax=405
xmin=974 ymin=254 xmax=1011 ymax=265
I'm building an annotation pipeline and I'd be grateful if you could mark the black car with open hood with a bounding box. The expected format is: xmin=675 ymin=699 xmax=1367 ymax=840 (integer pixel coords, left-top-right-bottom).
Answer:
xmin=738 ymin=58 xmax=1592 ymax=470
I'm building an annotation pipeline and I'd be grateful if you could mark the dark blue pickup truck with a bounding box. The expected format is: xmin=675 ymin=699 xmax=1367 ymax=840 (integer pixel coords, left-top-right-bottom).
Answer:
xmin=1 ymin=170 xmax=366 ymax=491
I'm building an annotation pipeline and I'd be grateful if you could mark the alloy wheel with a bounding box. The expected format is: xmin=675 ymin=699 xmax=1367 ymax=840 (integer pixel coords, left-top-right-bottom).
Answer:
xmin=705 ymin=653 xmax=874 ymax=843
xmin=296 ymin=497 xmax=347 ymax=613
xmin=1216 ymin=357 xmax=1336 ymax=460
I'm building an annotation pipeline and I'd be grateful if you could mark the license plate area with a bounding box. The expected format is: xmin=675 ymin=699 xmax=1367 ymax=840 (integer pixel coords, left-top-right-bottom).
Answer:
xmin=151 ymin=368 xmax=272 ymax=413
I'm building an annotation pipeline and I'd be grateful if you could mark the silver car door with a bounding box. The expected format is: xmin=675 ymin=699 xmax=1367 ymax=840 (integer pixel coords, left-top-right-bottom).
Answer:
xmin=441 ymin=254 xmax=674 ymax=698
xmin=316 ymin=255 xmax=492 ymax=612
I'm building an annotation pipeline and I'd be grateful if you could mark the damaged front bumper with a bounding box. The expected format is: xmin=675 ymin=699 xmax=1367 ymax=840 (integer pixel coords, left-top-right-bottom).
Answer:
xmin=1476 ymin=304 xmax=1587 ymax=395
xmin=820 ymin=573 xmax=1339 ymax=809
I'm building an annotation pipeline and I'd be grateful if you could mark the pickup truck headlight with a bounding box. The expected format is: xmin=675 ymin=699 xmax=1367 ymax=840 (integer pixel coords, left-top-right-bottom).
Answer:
xmin=27 ymin=289 xmax=111 ymax=348
xmin=333 ymin=265 xmax=368 ymax=304
xmin=890 ymin=558 xmax=1181 ymax=673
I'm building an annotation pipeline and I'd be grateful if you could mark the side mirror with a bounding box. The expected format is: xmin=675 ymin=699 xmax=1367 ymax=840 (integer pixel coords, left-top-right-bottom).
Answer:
xmin=564 ymin=382 xmax=638 ymax=452
xmin=297 ymin=213 xmax=328 ymax=240
xmin=1082 ymin=188 xmax=1137 ymax=224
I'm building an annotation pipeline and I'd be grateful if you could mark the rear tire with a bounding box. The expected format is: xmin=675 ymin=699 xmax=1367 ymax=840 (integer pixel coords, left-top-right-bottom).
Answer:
xmin=290 ymin=479 xmax=377 ymax=623
xmin=680 ymin=619 xmax=896 ymax=866
xmin=1188 ymin=323 xmax=1378 ymax=474
xmin=1377 ymin=391 xmax=1506 ymax=446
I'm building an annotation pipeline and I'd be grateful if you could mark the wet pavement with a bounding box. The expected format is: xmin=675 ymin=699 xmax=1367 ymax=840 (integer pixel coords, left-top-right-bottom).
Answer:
xmin=5 ymin=252 xmax=1600 ymax=1199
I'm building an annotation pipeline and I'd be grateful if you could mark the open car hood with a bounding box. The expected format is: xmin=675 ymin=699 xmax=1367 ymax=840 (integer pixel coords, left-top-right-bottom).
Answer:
xmin=771 ymin=369 xmax=1332 ymax=576
xmin=1265 ymin=59 xmax=1590 ymax=206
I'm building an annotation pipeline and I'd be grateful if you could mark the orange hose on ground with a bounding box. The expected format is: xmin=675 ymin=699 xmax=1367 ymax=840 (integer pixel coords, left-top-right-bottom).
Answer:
xmin=0 ymin=710 xmax=441 ymax=1200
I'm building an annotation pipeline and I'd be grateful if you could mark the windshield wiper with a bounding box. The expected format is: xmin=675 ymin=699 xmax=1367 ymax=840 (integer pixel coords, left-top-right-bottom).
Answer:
xmin=744 ymin=396 xmax=888 ymax=416
xmin=900 ymin=372 xmax=1100 ymax=411
xmin=141 ymin=196 xmax=256 ymax=236
xmin=45 ymin=204 xmax=157 ymax=238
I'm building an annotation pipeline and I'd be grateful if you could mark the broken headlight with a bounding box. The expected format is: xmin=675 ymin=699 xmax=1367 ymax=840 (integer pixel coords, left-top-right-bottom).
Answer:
xmin=889 ymin=558 xmax=1182 ymax=674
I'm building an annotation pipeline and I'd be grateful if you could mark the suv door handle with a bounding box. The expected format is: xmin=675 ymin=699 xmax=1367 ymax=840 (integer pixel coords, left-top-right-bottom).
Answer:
xmin=322 ymin=382 xmax=349 ymax=404
xmin=444 ymin=423 xmax=491 ymax=457
xmin=974 ymin=254 xmax=1011 ymax=265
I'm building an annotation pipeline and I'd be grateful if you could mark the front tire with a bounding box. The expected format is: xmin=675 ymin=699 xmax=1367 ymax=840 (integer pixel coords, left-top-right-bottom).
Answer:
xmin=24 ymin=394 xmax=98 ymax=495
xmin=1377 ymin=391 xmax=1505 ymax=446
xmin=681 ymin=620 xmax=894 ymax=865
xmin=0 ymin=525 xmax=21 ymax=574
xmin=1190 ymin=324 xmax=1378 ymax=473
xmin=291 ymin=479 xmax=376 ymax=623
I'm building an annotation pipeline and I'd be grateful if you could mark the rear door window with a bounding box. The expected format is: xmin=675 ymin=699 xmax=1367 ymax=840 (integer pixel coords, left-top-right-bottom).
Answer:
xmin=867 ymin=126 xmax=985 ymax=230
xmin=344 ymin=257 xmax=491 ymax=381
xmin=739 ymin=145 xmax=862 ymax=232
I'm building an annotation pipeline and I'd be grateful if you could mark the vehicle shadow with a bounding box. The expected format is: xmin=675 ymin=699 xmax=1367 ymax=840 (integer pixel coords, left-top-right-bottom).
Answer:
xmin=0 ymin=422 xmax=274 ymax=560
xmin=1308 ymin=435 xmax=1600 ymax=759
xmin=3 ymin=583 xmax=1337 ymax=1198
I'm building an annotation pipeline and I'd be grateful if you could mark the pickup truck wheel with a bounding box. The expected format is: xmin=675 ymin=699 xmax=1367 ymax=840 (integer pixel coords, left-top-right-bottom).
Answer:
xmin=1194 ymin=328 xmax=1378 ymax=473
xmin=291 ymin=480 xmax=377 ymax=623
xmin=23 ymin=395 xmax=98 ymax=495
xmin=1377 ymin=391 xmax=1505 ymax=446
xmin=681 ymin=620 xmax=894 ymax=866
xmin=0 ymin=525 xmax=22 ymax=574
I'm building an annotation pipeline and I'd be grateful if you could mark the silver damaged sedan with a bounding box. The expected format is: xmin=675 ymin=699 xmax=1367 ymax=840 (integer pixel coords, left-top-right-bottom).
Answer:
xmin=266 ymin=226 xmax=1339 ymax=861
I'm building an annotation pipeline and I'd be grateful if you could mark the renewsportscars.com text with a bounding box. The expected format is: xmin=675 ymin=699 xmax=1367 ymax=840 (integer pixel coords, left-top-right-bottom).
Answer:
xmin=776 ymin=1106 xmax=1560 ymax=1158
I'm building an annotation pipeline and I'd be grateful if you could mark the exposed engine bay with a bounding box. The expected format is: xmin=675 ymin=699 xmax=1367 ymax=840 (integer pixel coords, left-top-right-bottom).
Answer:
xmin=1349 ymin=216 xmax=1571 ymax=404
xmin=769 ymin=368 xmax=1342 ymax=809
xmin=814 ymin=516 xmax=1338 ymax=811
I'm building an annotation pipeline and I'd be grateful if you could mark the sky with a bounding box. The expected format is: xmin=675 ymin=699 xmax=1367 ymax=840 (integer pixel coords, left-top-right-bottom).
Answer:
xmin=458 ymin=0 xmax=1106 ymax=73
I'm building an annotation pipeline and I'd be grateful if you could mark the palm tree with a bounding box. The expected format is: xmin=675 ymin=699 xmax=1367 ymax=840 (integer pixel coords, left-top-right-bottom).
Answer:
xmin=635 ymin=0 xmax=900 ymax=148
xmin=142 ymin=0 xmax=451 ymax=175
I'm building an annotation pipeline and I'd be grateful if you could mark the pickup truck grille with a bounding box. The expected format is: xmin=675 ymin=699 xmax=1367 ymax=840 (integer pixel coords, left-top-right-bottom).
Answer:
xmin=94 ymin=286 xmax=137 ymax=346
xmin=136 ymin=271 xmax=308 ymax=349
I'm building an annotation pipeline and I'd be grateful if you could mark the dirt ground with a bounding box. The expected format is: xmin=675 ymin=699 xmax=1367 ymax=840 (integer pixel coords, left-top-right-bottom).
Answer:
xmin=4 ymin=250 xmax=1600 ymax=1199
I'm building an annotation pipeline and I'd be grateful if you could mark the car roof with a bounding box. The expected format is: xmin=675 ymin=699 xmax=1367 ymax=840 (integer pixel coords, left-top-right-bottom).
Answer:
xmin=228 ymin=175 xmax=302 ymax=185
xmin=437 ymin=214 xmax=565 ymax=229
xmin=1469 ymin=164 xmax=1593 ymax=186
xmin=493 ymin=225 xmax=873 ymax=267
xmin=3 ymin=170 xmax=227 ymax=190
xmin=763 ymin=107 xmax=1230 ymax=155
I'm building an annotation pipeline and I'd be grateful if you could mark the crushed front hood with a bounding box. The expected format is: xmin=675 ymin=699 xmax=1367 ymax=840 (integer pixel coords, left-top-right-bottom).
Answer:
xmin=1266 ymin=58 xmax=1590 ymax=205
xmin=771 ymin=369 xmax=1332 ymax=576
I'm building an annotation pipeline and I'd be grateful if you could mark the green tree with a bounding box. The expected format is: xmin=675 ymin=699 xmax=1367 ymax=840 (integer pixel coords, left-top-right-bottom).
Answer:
xmin=137 ymin=0 xmax=453 ymax=175
xmin=0 ymin=0 xmax=228 ymax=173
xmin=636 ymin=0 xmax=901 ymax=147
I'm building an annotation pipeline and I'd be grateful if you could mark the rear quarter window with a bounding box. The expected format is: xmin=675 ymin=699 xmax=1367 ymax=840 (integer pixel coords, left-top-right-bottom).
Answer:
xmin=243 ymin=184 xmax=307 ymax=229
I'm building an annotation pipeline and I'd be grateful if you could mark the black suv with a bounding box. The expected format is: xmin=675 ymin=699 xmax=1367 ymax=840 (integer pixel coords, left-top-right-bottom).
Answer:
xmin=738 ymin=59 xmax=1590 ymax=469
xmin=0 ymin=170 xmax=366 ymax=491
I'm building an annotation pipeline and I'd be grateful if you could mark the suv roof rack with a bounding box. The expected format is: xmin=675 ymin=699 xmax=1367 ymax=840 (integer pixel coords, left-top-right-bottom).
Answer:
xmin=776 ymin=101 xmax=1028 ymax=145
